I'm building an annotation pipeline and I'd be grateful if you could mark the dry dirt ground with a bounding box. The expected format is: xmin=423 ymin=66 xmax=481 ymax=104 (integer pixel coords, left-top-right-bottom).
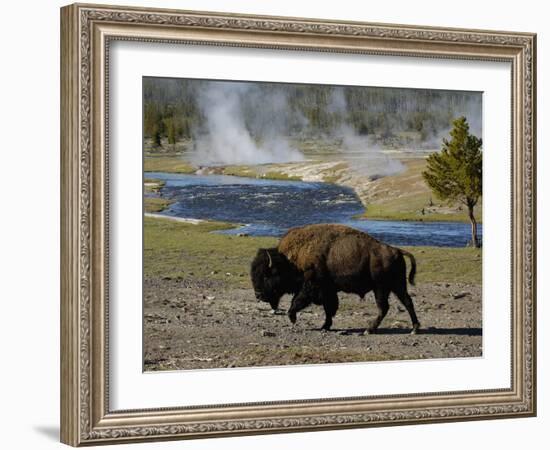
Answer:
xmin=144 ymin=277 xmax=482 ymax=371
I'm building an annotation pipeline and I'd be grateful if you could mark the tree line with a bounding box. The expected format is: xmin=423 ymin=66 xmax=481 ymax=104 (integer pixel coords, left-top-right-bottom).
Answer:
xmin=143 ymin=77 xmax=481 ymax=145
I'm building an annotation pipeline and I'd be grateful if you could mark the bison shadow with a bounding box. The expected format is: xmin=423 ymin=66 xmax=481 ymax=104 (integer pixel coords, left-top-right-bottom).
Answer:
xmin=321 ymin=327 xmax=482 ymax=336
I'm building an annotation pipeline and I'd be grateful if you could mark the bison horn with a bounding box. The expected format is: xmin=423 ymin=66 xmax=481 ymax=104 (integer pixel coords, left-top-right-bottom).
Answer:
xmin=266 ymin=249 xmax=273 ymax=268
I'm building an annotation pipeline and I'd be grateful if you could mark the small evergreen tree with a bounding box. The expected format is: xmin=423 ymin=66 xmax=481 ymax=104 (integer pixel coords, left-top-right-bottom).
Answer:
xmin=422 ymin=117 xmax=482 ymax=247
xmin=166 ymin=117 xmax=177 ymax=146
xmin=152 ymin=127 xmax=162 ymax=148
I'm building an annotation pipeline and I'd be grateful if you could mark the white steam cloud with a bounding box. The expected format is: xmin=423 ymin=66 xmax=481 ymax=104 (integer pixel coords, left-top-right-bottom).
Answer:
xmin=191 ymin=82 xmax=304 ymax=166
xmin=185 ymin=80 xmax=480 ymax=176
xmin=328 ymin=88 xmax=405 ymax=178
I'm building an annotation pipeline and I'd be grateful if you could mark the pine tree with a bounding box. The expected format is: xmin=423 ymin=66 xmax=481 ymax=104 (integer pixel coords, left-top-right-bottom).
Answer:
xmin=152 ymin=127 xmax=162 ymax=148
xmin=166 ymin=117 xmax=177 ymax=146
xmin=422 ymin=117 xmax=482 ymax=247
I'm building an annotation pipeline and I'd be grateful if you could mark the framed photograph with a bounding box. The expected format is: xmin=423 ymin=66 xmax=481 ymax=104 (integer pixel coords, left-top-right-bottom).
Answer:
xmin=60 ymin=3 xmax=536 ymax=446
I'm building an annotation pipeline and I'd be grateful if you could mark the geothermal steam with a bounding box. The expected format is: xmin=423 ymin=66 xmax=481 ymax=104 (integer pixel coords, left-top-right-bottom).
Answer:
xmin=327 ymin=88 xmax=405 ymax=178
xmin=188 ymin=80 xmax=481 ymax=175
xmin=191 ymin=82 xmax=304 ymax=166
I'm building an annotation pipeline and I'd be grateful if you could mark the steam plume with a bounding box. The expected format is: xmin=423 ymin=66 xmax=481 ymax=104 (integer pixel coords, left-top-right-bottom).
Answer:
xmin=328 ymin=88 xmax=405 ymax=178
xmin=191 ymin=82 xmax=304 ymax=166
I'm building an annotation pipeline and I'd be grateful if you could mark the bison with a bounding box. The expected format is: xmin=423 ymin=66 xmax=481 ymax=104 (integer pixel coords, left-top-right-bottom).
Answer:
xmin=251 ymin=224 xmax=420 ymax=334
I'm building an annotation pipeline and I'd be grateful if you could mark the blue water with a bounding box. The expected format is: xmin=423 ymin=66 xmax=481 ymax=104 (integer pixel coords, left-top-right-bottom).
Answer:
xmin=146 ymin=172 xmax=482 ymax=248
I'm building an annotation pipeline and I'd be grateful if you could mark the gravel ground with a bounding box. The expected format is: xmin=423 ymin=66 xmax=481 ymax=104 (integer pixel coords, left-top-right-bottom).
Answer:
xmin=143 ymin=277 xmax=482 ymax=371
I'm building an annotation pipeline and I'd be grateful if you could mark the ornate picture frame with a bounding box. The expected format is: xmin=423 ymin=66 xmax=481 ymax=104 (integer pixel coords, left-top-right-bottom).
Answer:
xmin=60 ymin=3 xmax=536 ymax=446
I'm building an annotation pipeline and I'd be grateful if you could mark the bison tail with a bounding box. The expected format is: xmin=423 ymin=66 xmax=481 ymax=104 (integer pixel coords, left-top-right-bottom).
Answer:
xmin=400 ymin=250 xmax=416 ymax=286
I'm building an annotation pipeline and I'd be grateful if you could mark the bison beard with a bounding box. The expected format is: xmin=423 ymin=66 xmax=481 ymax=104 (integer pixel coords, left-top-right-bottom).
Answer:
xmin=250 ymin=224 xmax=420 ymax=334
xmin=250 ymin=248 xmax=303 ymax=311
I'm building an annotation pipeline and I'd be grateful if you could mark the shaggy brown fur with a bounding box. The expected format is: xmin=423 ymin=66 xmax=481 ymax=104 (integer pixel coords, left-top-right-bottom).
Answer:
xmin=278 ymin=224 xmax=362 ymax=277
xmin=278 ymin=224 xmax=416 ymax=287
xmin=251 ymin=223 xmax=419 ymax=333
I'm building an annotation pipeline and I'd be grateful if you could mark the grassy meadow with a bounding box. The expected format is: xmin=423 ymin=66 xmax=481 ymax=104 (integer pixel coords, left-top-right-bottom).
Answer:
xmin=360 ymin=159 xmax=483 ymax=223
xmin=144 ymin=216 xmax=481 ymax=288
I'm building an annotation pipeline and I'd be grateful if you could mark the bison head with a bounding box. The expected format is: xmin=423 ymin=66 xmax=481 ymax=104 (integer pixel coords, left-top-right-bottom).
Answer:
xmin=250 ymin=248 xmax=302 ymax=310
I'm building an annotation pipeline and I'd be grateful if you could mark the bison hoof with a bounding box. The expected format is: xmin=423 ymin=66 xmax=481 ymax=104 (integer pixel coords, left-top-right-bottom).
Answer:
xmin=411 ymin=324 xmax=421 ymax=335
xmin=288 ymin=312 xmax=297 ymax=324
xmin=363 ymin=328 xmax=376 ymax=335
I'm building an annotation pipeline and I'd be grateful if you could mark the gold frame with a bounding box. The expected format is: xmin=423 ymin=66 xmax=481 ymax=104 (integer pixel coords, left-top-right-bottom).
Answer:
xmin=60 ymin=3 xmax=537 ymax=446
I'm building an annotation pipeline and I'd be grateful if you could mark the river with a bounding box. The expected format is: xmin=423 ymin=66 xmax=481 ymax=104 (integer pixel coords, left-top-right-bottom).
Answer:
xmin=145 ymin=172 xmax=482 ymax=248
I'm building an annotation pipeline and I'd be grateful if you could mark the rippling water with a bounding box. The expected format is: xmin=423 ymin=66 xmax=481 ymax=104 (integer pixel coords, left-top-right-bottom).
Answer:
xmin=146 ymin=172 xmax=482 ymax=248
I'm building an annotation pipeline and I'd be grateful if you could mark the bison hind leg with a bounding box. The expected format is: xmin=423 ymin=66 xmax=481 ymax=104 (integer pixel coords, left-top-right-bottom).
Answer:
xmin=364 ymin=287 xmax=390 ymax=335
xmin=321 ymin=290 xmax=339 ymax=331
xmin=393 ymin=286 xmax=421 ymax=334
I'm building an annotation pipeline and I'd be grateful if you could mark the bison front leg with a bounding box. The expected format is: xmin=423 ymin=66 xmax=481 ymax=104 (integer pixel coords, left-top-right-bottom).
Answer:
xmin=287 ymin=294 xmax=310 ymax=325
xmin=364 ymin=287 xmax=390 ymax=335
xmin=287 ymin=285 xmax=314 ymax=325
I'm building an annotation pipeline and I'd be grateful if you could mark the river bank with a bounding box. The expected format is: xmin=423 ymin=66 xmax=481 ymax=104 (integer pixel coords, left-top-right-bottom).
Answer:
xmin=144 ymin=171 xmax=481 ymax=247
xmin=144 ymin=155 xmax=482 ymax=224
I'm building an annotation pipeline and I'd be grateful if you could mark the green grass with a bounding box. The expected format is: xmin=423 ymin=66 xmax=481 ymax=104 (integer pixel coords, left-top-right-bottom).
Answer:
xmin=144 ymin=198 xmax=173 ymax=213
xmin=362 ymin=158 xmax=482 ymax=223
xmin=144 ymin=217 xmax=481 ymax=286
xmin=363 ymin=199 xmax=479 ymax=222
xmin=262 ymin=171 xmax=302 ymax=181
xmin=144 ymin=157 xmax=196 ymax=174
xmin=144 ymin=178 xmax=166 ymax=194
xmin=222 ymin=166 xmax=302 ymax=181
xmin=144 ymin=217 xmax=277 ymax=287
xmin=403 ymin=246 xmax=482 ymax=284
xmin=221 ymin=165 xmax=257 ymax=178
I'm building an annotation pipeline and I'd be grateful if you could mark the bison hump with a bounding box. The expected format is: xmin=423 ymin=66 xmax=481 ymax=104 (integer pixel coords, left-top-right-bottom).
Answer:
xmin=277 ymin=224 xmax=364 ymax=272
